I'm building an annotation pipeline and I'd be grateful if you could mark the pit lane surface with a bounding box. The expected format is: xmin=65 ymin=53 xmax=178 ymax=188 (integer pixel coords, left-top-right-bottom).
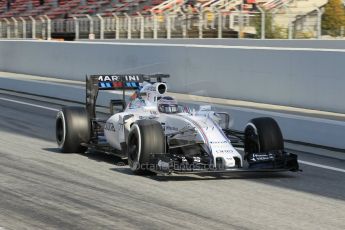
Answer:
xmin=0 ymin=94 xmax=344 ymax=230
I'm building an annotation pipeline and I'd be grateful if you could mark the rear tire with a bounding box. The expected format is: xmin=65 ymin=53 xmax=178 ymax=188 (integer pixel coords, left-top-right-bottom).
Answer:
xmin=56 ymin=106 xmax=90 ymax=153
xmin=127 ymin=120 xmax=165 ymax=175
xmin=244 ymin=117 xmax=284 ymax=154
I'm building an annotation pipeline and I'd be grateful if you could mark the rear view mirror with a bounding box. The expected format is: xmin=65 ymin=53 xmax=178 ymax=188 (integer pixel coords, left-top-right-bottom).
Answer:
xmin=215 ymin=112 xmax=230 ymax=130
xmin=110 ymin=100 xmax=126 ymax=114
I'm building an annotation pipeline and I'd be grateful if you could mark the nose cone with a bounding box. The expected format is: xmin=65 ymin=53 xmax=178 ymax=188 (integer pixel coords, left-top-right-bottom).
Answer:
xmin=215 ymin=156 xmax=236 ymax=168
xmin=211 ymin=142 xmax=242 ymax=169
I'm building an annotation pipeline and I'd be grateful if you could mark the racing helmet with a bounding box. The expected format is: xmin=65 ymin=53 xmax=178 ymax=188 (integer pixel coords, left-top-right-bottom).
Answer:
xmin=157 ymin=96 xmax=178 ymax=114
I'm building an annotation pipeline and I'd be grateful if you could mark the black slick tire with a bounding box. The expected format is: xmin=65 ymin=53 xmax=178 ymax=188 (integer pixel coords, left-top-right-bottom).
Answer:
xmin=56 ymin=106 xmax=90 ymax=153
xmin=127 ymin=120 xmax=165 ymax=175
xmin=244 ymin=117 xmax=284 ymax=154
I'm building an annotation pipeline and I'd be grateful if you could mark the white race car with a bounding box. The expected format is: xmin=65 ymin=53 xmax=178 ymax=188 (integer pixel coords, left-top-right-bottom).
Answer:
xmin=55 ymin=74 xmax=299 ymax=175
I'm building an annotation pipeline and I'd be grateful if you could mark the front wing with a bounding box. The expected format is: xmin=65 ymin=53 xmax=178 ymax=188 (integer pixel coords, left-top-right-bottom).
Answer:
xmin=147 ymin=152 xmax=300 ymax=175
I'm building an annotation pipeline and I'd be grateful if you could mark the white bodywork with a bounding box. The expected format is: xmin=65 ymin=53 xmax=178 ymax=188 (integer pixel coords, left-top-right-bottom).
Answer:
xmin=104 ymin=82 xmax=243 ymax=168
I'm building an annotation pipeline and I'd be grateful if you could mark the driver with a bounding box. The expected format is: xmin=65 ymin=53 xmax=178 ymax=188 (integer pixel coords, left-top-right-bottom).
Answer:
xmin=157 ymin=96 xmax=178 ymax=114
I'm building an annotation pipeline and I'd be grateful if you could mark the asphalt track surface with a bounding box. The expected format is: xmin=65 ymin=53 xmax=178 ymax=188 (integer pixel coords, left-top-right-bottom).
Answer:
xmin=0 ymin=93 xmax=344 ymax=230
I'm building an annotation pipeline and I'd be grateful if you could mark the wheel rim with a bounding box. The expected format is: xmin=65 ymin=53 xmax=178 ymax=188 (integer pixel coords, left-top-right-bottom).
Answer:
xmin=245 ymin=125 xmax=259 ymax=154
xmin=128 ymin=133 xmax=139 ymax=168
xmin=56 ymin=114 xmax=65 ymax=147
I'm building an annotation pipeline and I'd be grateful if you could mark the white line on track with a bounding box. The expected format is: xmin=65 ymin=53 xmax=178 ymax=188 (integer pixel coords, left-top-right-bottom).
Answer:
xmin=0 ymin=97 xmax=59 ymax=112
xmin=1 ymin=96 xmax=344 ymax=174
xmin=299 ymin=160 xmax=345 ymax=173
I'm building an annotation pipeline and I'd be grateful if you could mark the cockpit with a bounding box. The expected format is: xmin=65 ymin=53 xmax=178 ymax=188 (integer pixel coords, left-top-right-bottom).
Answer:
xmin=128 ymin=98 xmax=146 ymax=109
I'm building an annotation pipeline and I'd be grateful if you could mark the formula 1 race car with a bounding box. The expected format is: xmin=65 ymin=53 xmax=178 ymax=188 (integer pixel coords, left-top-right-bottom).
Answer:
xmin=55 ymin=74 xmax=299 ymax=175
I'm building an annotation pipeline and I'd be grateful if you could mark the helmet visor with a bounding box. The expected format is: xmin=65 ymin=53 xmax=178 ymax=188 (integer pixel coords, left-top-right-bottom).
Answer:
xmin=159 ymin=104 xmax=178 ymax=114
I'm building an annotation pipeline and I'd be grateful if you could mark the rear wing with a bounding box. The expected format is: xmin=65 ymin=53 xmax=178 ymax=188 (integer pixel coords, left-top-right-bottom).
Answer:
xmin=86 ymin=74 xmax=169 ymax=123
xmin=95 ymin=74 xmax=169 ymax=90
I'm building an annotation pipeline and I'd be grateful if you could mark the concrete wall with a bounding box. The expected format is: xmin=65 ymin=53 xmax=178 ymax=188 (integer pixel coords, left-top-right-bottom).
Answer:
xmin=1 ymin=40 xmax=345 ymax=113
xmin=80 ymin=39 xmax=345 ymax=49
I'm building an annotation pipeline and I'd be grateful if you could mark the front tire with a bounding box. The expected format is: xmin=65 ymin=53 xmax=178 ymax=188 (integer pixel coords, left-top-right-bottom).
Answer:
xmin=127 ymin=120 xmax=165 ymax=175
xmin=244 ymin=117 xmax=284 ymax=154
xmin=56 ymin=106 xmax=90 ymax=153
